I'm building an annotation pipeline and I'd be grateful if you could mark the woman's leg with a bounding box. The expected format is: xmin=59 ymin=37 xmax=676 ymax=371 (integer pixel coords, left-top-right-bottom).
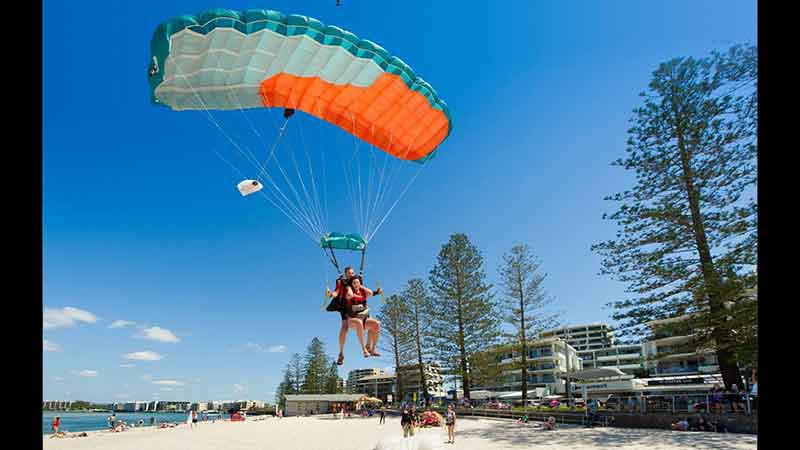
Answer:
xmin=338 ymin=319 xmax=349 ymax=362
xmin=365 ymin=318 xmax=381 ymax=354
xmin=348 ymin=318 xmax=368 ymax=355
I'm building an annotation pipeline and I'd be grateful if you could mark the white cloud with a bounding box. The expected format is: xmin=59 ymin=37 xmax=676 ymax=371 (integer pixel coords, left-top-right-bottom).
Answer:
xmin=268 ymin=345 xmax=287 ymax=353
xmin=77 ymin=370 xmax=98 ymax=377
xmin=140 ymin=374 xmax=153 ymax=381
xmin=233 ymin=384 xmax=245 ymax=392
xmin=43 ymin=340 xmax=61 ymax=352
xmin=123 ymin=351 xmax=163 ymax=361
xmin=119 ymin=364 xmax=135 ymax=369
xmin=109 ymin=320 xmax=135 ymax=329
xmin=160 ymin=387 xmax=173 ymax=392
xmin=135 ymin=326 xmax=180 ymax=343
xmin=115 ymin=393 xmax=130 ymax=399
xmin=43 ymin=307 xmax=98 ymax=329
xmin=52 ymin=376 xmax=64 ymax=382
xmin=153 ymin=380 xmax=184 ymax=386
xmin=245 ymin=342 xmax=263 ymax=352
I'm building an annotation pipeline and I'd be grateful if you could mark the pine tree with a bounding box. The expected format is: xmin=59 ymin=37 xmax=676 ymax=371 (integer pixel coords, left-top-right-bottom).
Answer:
xmin=376 ymin=293 xmax=415 ymax=403
xmin=498 ymin=244 xmax=560 ymax=404
xmin=275 ymin=366 xmax=294 ymax=408
xmin=302 ymin=338 xmax=331 ymax=394
xmin=429 ymin=233 xmax=499 ymax=401
xmin=400 ymin=278 xmax=436 ymax=406
xmin=592 ymin=44 xmax=757 ymax=388
xmin=289 ymin=353 xmax=304 ymax=394
xmin=324 ymin=361 xmax=342 ymax=394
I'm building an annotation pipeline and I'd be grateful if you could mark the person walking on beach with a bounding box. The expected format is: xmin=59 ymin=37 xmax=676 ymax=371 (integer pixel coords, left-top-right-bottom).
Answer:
xmin=379 ymin=406 xmax=386 ymax=424
xmin=51 ymin=416 xmax=60 ymax=435
xmin=445 ymin=404 xmax=456 ymax=444
xmin=150 ymin=416 xmax=155 ymax=427
xmin=108 ymin=413 xmax=116 ymax=430
xmin=401 ymin=406 xmax=415 ymax=438
xmin=191 ymin=410 xmax=198 ymax=429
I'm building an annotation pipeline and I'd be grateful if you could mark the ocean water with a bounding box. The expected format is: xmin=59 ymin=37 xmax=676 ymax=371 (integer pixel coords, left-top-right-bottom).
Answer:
xmin=42 ymin=411 xmax=220 ymax=434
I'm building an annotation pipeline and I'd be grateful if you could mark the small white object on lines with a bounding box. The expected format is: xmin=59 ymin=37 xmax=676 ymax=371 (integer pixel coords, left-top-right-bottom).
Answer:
xmin=237 ymin=179 xmax=263 ymax=196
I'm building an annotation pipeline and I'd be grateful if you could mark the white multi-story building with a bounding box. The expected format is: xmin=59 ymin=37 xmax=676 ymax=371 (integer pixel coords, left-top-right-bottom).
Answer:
xmin=397 ymin=363 xmax=446 ymax=402
xmin=474 ymin=337 xmax=583 ymax=395
xmin=346 ymin=368 xmax=385 ymax=393
xmin=352 ymin=372 xmax=396 ymax=402
xmin=642 ymin=314 xmax=719 ymax=376
xmin=539 ymin=323 xmax=643 ymax=375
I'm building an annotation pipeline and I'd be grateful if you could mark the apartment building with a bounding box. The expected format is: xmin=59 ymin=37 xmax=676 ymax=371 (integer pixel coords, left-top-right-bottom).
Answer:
xmin=642 ymin=314 xmax=719 ymax=376
xmin=473 ymin=337 xmax=583 ymax=395
xmin=346 ymin=368 xmax=385 ymax=393
xmin=396 ymin=363 xmax=446 ymax=403
xmin=351 ymin=372 xmax=396 ymax=402
xmin=540 ymin=323 xmax=643 ymax=375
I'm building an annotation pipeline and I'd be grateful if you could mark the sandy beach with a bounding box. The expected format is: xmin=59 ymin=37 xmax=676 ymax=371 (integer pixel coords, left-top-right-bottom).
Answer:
xmin=42 ymin=415 xmax=757 ymax=450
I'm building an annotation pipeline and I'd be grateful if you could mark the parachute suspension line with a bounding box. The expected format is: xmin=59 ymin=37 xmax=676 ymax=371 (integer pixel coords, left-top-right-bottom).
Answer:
xmin=261 ymin=116 xmax=327 ymax=239
xmin=172 ymin=60 xmax=317 ymax=242
xmin=368 ymin=161 xmax=426 ymax=243
xmin=297 ymin=115 xmax=328 ymax=237
xmin=284 ymin=117 xmax=326 ymax=239
xmin=366 ymin=133 xmax=428 ymax=244
xmin=351 ymin=114 xmax=366 ymax=238
xmin=363 ymin=126 xmax=379 ymax=239
xmin=323 ymin=243 xmax=341 ymax=273
xmin=224 ymin=87 xmax=317 ymax=232
xmin=210 ymin=146 xmax=317 ymax=243
xmin=342 ymin=114 xmax=366 ymax=236
xmin=365 ymin=135 xmax=395 ymax=240
xmin=359 ymin=247 xmax=367 ymax=276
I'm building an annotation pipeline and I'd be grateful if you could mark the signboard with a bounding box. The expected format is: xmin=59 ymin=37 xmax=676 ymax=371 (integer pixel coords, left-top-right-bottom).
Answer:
xmin=645 ymin=376 xmax=714 ymax=386
xmin=574 ymin=380 xmax=639 ymax=392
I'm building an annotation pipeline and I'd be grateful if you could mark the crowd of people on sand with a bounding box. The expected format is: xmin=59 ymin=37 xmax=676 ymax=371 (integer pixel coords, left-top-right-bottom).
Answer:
xmin=516 ymin=414 xmax=558 ymax=431
xmin=671 ymin=414 xmax=728 ymax=433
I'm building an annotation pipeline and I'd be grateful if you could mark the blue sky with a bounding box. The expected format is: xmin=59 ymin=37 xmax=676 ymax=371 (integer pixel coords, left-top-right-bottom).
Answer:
xmin=43 ymin=0 xmax=757 ymax=403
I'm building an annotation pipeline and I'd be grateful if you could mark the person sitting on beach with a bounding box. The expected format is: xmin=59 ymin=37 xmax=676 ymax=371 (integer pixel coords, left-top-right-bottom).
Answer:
xmin=342 ymin=276 xmax=382 ymax=358
xmin=671 ymin=418 xmax=689 ymax=431
xmin=160 ymin=421 xmax=169 ymax=429
xmin=693 ymin=415 xmax=715 ymax=432
xmin=517 ymin=414 xmax=529 ymax=424
xmin=542 ymin=417 xmax=557 ymax=430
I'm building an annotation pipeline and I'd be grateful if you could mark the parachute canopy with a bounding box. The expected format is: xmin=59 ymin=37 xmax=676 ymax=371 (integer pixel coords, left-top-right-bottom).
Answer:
xmin=148 ymin=8 xmax=453 ymax=162
xmin=320 ymin=232 xmax=366 ymax=251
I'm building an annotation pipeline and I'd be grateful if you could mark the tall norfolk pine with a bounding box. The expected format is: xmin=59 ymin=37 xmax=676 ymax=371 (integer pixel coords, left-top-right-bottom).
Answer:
xmin=376 ymin=294 xmax=415 ymax=402
xmin=400 ymin=278 xmax=436 ymax=406
xmin=429 ymin=233 xmax=499 ymax=400
xmin=592 ymin=44 xmax=757 ymax=389
xmin=498 ymin=244 xmax=560 ymax=405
